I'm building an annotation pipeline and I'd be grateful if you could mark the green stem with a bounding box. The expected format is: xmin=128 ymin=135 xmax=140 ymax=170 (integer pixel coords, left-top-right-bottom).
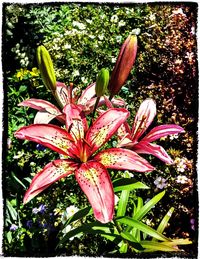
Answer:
xmin=91 ymin=96 xmax=100 ymax=120
xmin=109 ymin=95 xmax=113 ymax=101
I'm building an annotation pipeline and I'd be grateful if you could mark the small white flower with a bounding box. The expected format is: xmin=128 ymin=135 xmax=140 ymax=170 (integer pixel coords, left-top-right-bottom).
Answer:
xmin=63 ymin=44 xmax=71 ymax=50
xmin=72 ymin=21 xmax=86 ymax=30
xmin=66 ymin=205 xmax=79 ymax=219
xmin=98 ymin=35 xmax=104 ymax=40
xmin=116 ymin=35 xmax=122 ymax=43
xmin=81 ymin=77 xmax=88 ymax=84
xmin=111 ymin=15 xmax=118 ymax=23
xmin=176 ymin=175 xmax=188 ymax=184
xmin=131 ymin=28 xmax=141 ymax=35
xmin=171 ymin=8 xmax=186 ymax=17
xmin=86 ymin=19 xmax=92 ymax=24
xmin=118 ymin=20 xmax=126 ymax=27
xmin=111 ymin=57 xmax=117 ymax=63
xmin=13 ymin=151 xmax=24 ymax=159
xmin=89 ymin=35 xmax=95 ymax=39
xmin=154 ymin=176 xmax=167 ymax=189
xmin=73 ymin=70 xmax=80 ymax=77
xmin=177 ymin=161 xmax=187 ymax=173
xmin=169 ymin=134 xmax=179 ymax=140
xmin=149 ymin=13 xmax=156 ymax=21
xmin=190 ymin=26 xmax=195 ymax=35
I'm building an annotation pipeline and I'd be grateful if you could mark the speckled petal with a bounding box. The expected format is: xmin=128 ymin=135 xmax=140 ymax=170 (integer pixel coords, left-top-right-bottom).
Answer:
xmin=24 ymin=159 xmax=77 ymax=204
xmin=134 ymin=141 xmax=174 ymax=164
xmin=77 ymin=82 xmax=96 ymax=105
xmin=86 ymin=108 xmax=130 ymax=154
xmin=63 ymin=103 xmax=88 ymax=141
xmin=94 ymin=148 xmax=154 ymax=172
xmin=142 ymin=124 xmax=185 ymax=142
xmin=131 ymin=99 xmax=156 ymax=141
xmin=75 ymin=161 xmax=114 ymax=223
xmin=14 ymin=124 xmax=75 ymax=156
xmin=55 ymin=82 xmax=69 ymax=107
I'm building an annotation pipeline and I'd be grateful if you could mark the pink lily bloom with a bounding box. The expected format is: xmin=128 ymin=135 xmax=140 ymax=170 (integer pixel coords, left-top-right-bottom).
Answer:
xmin=15 ymin=105 xmax=154 ymax=223
xmin=117 ymin=98 xmax=185 ymax=164
xmin=19 ymin=82 xmax=125 ymax=124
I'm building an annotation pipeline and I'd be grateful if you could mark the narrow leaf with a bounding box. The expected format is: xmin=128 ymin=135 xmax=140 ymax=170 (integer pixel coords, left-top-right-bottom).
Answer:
xmin=6 ymin=200 xmax=17 ymax=221
xmin=117 ymin=217 xmax=170 ymax=241
xmin=120 ymin=232 xmax=144 ymax=251
xmin=140 ymin=240 xmax=180 ymax=252
xmin=153 ymin=207 xmax=174 ymax=240
xmin=133 ymin=191 xmax=165 ymax=220
xmin=11 ymin=172 xmax=26 ymax=189
xmin=117 ymin=190 xmax=130 ymax=217
xmin=113 ymin=178 xmax=149 ymax=192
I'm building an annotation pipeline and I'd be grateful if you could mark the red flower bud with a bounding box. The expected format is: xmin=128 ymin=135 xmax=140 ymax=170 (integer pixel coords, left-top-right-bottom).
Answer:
xmin=108 ymin=35 xmax=137 ymax=98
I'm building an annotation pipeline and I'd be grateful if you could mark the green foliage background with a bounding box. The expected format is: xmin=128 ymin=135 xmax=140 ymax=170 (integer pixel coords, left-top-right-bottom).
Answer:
xmin=3 ymin=2 xmax=198 ymax=257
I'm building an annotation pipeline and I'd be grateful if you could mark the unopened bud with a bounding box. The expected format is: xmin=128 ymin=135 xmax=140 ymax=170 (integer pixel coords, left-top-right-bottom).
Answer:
xmin=36 ymin=45 xmax=56 ymax=92
xmin=108 ymin=35 xmax=137 ymax=98
xmin=95 ymin=68 xmax=109 ymax=97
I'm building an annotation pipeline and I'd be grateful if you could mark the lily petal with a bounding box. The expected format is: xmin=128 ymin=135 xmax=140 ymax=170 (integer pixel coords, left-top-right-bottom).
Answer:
xmin=132 ymin=98 xmax=156 ymax=141
xmin=133 ymin=141 xmax=174 ymax=164
xmin=142 ymin=124 xmax=185 ymax=142
xmin=94 ymin=148 xmax=154 ymax=172
xmin=75 ymin=161 xmax=114 ymax=223
xmin=34 ymin=111 xmax=65 ymax=124
xmin=77 ymin=82 xmax=96 ymax=106
xmin=86 ymin=108 xmax=130 ymax=154
xmin=55 ymin=82 xmax=69 ymax=107
xmin=24 ymin=159 xmax=77 ymax=204
xmin=63 ymin=104 xmax=88 ymax=141
xmin=14 ymin=124 xmax=75 ymax=156
xmin=18 ymin=98 xmax=62 ymax=114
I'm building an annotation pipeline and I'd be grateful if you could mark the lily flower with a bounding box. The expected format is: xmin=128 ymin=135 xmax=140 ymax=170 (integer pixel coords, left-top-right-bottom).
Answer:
xmin=19 ymin=82 xmax=125 ymax=124
xmin=117 ymin=98 xmax=185 ymax=164
xmin=15 ymin=105 xmax=154 ymax=223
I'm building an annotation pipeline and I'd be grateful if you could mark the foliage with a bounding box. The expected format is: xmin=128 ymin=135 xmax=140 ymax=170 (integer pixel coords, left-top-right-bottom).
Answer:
xmin=3 ymin=2 xmax=198 ymax=257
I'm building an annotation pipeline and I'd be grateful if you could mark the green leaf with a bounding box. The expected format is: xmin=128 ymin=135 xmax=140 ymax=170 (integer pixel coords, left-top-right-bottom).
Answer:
xmin=119 ymin=241 xmax=128 ymax=253
xmin=66 ymin=206 xmax=93 ymax=225
xmin=133 ymin=191 xmax=165 ymax=220
xmin=140 ymin=240 xmax=180 ymax=252
xmin=19 ymin=85 xmax=27 ymax=93
xmin=152 ymin=207 xmax=174 ymax=241
xmin=113 ymin=178 xmax=149 ymax=192
xmin=6 ymin=231 xmax=12 ymax=244
xmin=58 ymin=222 xmax=118 ymax=247
xmin=6 ymin=200 xmax=17 ymax=221
xmin=116 ymin=189 xmax=130 ymax=217
xmin=11 ymin=172 xmax=26 ymax=189
xmin=117 ymin=217 xmax=170 ymax=242
xmin=120 ymin=232 xmax=144 ymax=251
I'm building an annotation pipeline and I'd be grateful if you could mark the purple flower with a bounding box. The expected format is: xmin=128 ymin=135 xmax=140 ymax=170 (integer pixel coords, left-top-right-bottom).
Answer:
xmin=38 ymin=204 xmax=46 ymax=214
xmin=36 ymin=144 xmax=46 ymax=151
xmin=26 ymin=220 xmax=33 ymax=228
xmin=32 ymin=207 xmax=39 ymax=214
xmin=190 ymin=218 xmax=195 ymax=231
xmin=9 ymin=224 xmax=18 ymax=231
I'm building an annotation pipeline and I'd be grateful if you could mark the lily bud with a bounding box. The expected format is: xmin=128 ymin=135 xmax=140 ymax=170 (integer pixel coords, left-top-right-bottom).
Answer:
xmin=95 ymin=68 xmax=109 ymax=97
xmin=36 ymin=45 xmax=56 ymax=92
xmin=108 ymin=35 xmax=137 ymax=98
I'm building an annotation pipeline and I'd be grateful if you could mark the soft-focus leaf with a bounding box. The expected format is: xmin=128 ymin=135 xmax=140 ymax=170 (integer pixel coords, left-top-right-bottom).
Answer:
xmin=6 ymin=200 xmax=17 ymax=221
